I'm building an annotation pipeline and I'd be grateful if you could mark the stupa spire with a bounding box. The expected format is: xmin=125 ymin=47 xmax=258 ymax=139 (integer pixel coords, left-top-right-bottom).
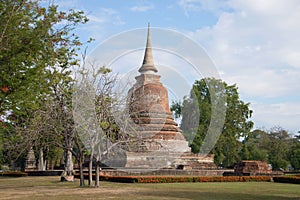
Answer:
xmin=138 ymin=23 xmax=158 ymax=74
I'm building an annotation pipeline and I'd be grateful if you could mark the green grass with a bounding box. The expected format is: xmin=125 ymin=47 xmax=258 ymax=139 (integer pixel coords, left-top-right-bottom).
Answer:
xmin=0 ymin=176 xmax=299 ymax=200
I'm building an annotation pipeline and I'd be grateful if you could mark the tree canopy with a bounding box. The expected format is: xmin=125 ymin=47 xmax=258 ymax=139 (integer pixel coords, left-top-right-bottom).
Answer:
xmin=0 ymin=0 xmax=88 ymax=117
xmin=0 ymin=0 xmax=88 ymax=171
xmin=172 ymin=78 xmax=254 ymax=167
xmin=172 ymin=78 xmax=299 ymax=170
xmin=242 ymin=127 xmax=300 ymax=170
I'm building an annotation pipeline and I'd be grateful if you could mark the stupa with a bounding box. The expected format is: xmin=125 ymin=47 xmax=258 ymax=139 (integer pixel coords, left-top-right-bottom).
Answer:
xmin=25 ymin=147 xmax=36 ymax=171
xmin=125 ymin=24 xmax=191 ymax=168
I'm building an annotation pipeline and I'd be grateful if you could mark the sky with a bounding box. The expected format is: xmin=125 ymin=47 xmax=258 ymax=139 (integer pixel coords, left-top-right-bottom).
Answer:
xmin=54 ymin=0 xmax=300 ymax=134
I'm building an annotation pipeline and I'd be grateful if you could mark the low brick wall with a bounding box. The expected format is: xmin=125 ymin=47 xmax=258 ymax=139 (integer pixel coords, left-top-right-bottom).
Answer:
xmin=99 ymin=168 xmax=233 ymax=176
xmin=25 ymin=170 xmax=63 ymax=176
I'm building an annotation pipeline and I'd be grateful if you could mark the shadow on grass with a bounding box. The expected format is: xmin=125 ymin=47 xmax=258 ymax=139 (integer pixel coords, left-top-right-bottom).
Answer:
xmin=137 ymin=190 xmax=299 ymax=200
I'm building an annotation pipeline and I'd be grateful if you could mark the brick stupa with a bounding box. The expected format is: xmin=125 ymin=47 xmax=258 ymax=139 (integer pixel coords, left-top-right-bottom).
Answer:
xmin=125 ymin=24 xmax=191 ymax=168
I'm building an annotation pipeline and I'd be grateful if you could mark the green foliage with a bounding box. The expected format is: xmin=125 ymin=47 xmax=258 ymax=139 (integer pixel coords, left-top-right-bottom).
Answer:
xmin=267 ymin=127 xmax=291 ymax=170
xmin=0 ymin=0 xmax=89 ymax=168
xmin=290 ymin=148 xmax=300 ymax=170
xmin=0 ymin=0 xmax=87 ymax=116
xmin=170 ymin=100 xmax=182 ymax=119
xmin=172 ymin=78 xmax=299 ymax=170
xmin=289 ymin=135 xmax=300 ymax=170
xmin=240 ymin=130 xmax=268 ymax=161
xmin=273 ymin=176 xmax=300 ymax=184
xmin=240 ymin=128 xmax=299 ymax=171
xmin=173 ymin=78 xmax=253 ymax=168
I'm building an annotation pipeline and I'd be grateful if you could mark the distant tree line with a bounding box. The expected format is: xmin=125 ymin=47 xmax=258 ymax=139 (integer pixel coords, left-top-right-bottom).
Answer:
xmin=171 ymin=78 xmax=300 ymax=170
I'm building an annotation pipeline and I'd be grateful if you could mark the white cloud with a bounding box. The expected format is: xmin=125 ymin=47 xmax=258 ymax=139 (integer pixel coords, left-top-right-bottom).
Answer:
xmin=251 ymin=102 xmax=300 ymax=133
xmin=130 ymin=4 xmax=154 ymax=12
xmin=187 ymin=0 xmax=300 ymax=132
xmin=178 ymin=0 xmax=201 ymax=16
xmin=99 ymin=8 xmax=125 ymax=25
xmin=78 ymin=7 xmax=125 ymax=44
xmin=87 ymin=15 xmax=105 ymax=24
xmin=53 ymin=0 xmax=79 ymax=9
xmin=177 ymin=0 xmax=230 ymax=16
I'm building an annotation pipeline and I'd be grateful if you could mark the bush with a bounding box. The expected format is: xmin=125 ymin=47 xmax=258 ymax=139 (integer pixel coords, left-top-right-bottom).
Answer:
xmin=273 ymin=176 xmax=300 ymax=184
xmin=1 ymin=171 xmax=28 ymax=177
xmin=74 ymin=173 xmax=272 ymax=183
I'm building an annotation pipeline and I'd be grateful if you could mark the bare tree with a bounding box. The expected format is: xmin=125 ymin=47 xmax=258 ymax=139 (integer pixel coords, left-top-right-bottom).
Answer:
xmin=72 ymin=56 xmax=171 ymax=187
xmin=73 ymin=59 xmax=120 ymax=187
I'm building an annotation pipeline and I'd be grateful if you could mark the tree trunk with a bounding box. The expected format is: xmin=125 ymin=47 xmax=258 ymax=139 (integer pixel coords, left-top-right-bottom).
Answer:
xmin=78 ymin=158 xmax=85 ymax=187
xmin=88 ymin=154 xmax=93 ymax=186
xmin=61 ymin=149 xmax=74 ymax=182
xmin=62 ymin=149 xmax=74 ymax=175
xmin=38 ymin=148 xmax=46 ymax=171
xmin=74 ymin=135 xmax=86 ymax=187
xmin=95 ymin=161 xmax=100 ymax=187
xmin=65 ymin=150 xmax=74 ymax=175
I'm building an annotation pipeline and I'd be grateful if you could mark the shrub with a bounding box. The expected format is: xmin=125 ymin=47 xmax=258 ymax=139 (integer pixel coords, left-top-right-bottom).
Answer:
xmin=273 ymin=176 xmax=300 ymax=184
xmin=1 ymin=171 xmax=28 ymax=177
xmin=74 ymin=174 xmax=272 ymax=183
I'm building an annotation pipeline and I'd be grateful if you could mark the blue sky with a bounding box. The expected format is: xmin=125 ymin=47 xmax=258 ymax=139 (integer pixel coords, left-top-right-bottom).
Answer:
xmin=55 ymin=0 xmax=300 ymax=134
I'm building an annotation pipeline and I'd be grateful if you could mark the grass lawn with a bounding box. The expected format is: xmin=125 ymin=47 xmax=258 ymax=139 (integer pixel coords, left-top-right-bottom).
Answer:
xmin=0 ymin=176 xmax=299 ymax=200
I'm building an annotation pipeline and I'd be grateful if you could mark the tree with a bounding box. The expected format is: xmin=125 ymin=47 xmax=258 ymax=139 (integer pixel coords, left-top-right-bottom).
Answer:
xmin=172 ymin=78 xmax=253 ymax=168
xmin=0 ymin=0 xmax=88 ymax=131
xmin=0 ymin=0 xmax=88 ymax=116
xmin=267 ymin=127 xmax=291 ymax=170
xmin=240 ymin=129 xmax=268 ymax=161
xmin=289 ymin=134 xmax=300 ymax=170
xmin=0 ymin=0 xmax=89 ymax=179
xmin=241 ymin=127 xmax=299 ymax=171
xmin=73 ymin=63 xmax=125 ymax=187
